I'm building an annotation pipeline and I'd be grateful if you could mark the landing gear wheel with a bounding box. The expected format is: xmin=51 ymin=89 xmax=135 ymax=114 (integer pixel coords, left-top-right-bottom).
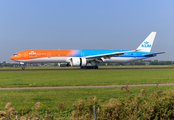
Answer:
xmin=80 ymin=66 xmax=98 ymax=69
xmin=22 ymin=67 xmax=25 ymax=70
xmin=95 ymin=66 xmax=98 ymax=69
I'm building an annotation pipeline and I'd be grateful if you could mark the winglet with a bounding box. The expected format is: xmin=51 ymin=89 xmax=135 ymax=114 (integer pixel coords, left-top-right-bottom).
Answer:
xmin=136 ymin=32 xmax=156 ymax=52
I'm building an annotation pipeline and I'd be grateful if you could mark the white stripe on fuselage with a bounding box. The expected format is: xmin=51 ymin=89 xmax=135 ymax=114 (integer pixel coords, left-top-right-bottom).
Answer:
xmin=13 ymin=57 xmax=70 ymax=63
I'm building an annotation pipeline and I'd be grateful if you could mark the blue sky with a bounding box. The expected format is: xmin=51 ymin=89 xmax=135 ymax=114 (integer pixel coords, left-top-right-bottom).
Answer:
xmin=0 ymin=0 xmax=174 ymax=62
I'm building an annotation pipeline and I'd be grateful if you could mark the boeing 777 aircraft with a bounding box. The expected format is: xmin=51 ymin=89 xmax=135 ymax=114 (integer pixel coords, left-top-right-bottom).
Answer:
xmin=11 ymin=32 xmax=165 ymax=70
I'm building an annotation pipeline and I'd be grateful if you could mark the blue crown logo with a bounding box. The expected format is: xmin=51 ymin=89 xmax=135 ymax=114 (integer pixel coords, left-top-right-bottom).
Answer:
xmin=142 ymin=41 xmax=151 ymax=48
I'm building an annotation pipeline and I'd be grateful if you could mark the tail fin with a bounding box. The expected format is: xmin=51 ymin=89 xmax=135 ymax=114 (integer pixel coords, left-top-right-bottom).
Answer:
xmin=136 ymin=32 xmax=156 ymax=52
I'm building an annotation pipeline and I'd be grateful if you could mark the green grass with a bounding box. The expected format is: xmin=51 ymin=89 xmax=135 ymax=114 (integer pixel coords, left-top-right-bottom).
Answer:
xmin=0 ymin=66 xmax=174 ymax=118
xmin=0 ymin=86 xmax=174 ymax=112
xmin=0 ymin=66 xmax=80 ymax=69
xmin=0 ymin=69 xmax=174 ymax=87
xmin=99 ymin=65 xmax=174 ymax=68
xmin=31 ymin=65 xmax=174 ymax=68
xmin=1 ymin=65 xmax=174 ymax=70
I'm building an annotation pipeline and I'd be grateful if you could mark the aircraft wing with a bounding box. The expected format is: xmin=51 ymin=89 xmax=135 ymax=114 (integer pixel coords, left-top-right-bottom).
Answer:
xmin=86 ymin=50 xmax=134 ymax=59
xmin=143 ymin=52 xmax=166 ymax=56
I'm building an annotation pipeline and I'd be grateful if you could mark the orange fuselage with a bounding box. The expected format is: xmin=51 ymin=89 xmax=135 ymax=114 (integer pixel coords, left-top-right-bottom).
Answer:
xmin=10 ymin=49 xmax=76 ymax=60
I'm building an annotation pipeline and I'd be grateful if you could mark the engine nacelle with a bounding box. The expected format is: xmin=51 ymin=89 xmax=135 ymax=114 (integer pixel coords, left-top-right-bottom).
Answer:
xmin=80 ymin=57 xmax=87 ymax=66
xmin=71 ymin=57 xmax=87 ymax=67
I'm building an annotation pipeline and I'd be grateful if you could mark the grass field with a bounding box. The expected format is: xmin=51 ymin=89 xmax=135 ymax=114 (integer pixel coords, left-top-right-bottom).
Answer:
xmin=0 ymin=65 xmax=174 ymax=70
xmin=0 ymin=67 xmax=174 ymax=118
xmin=0 ymin=66 xmax=80 ymax=69
xmin=99 ymin=65 xmax=174 ymax=68
xmin=0 ymin=68 xmax=174 ymax=87
xmin=0 ymin=86 xmax=174 ymax=112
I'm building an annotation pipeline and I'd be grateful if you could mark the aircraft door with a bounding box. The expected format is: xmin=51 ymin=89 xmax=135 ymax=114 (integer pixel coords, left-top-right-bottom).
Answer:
xmin=24 ymin=52 xmax=28 ymax=59
xmin=81 ymin=52 xmax=84 ymax=57
xmin=134 ymin=53 xmax=137 ymax=58
xmin=47 ymin=52 xmax=51 ymax=58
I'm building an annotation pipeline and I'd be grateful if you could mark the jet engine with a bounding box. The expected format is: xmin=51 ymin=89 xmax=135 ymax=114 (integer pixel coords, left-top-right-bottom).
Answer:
xmin=70 ymin=57 xmax=87 ymax=67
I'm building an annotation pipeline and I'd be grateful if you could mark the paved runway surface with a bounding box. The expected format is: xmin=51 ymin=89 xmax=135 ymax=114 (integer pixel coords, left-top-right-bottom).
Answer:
xmin=0 ymin=83 xmax=174 ymax=90
xmin=0 ymin=67 xmax=174 ymax=71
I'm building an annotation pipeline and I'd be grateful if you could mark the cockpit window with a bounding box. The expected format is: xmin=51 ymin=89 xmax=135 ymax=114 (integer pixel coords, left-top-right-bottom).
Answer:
xmin=13 ymin=54 xmax=18 ymax=56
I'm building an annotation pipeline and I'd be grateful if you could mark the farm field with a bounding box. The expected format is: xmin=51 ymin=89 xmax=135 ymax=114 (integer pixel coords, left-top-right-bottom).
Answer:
xmin=0 ymin=86 xmax=174 ymax=112
xmin=0 ymin=68 xmax=174 ymax=87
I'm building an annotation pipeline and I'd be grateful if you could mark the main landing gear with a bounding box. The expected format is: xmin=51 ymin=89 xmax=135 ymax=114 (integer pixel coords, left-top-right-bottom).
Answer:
xmin=81 ymin=66 xmax=98 ymax=69
xmin=22 ymin=66 xmax=25 ymax=70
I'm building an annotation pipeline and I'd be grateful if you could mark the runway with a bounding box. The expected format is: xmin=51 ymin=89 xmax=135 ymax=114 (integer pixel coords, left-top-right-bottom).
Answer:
xmin=0 ymin=67 xmax=174 ymax=71
xmin=0 ymin=83 xmax=174 ymax=90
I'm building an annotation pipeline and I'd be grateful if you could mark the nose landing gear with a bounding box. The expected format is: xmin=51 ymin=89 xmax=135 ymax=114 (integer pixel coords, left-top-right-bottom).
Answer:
xmin=20 ymin=62 xmax=25 ymax=70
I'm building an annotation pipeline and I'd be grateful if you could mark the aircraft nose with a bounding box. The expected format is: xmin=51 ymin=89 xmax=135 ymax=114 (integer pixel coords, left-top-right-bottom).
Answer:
xmin=10 ymin=55 xmax=14 ymax=60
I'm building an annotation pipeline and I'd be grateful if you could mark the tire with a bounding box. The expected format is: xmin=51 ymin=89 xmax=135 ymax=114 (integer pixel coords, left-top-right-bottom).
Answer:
xmin=80 ymin=66 xmax=98 ymax=69
xmin=22 ymin=67 xmax=25 ymax=70
xmin=95 ymin=66 xmax=98 ymax=69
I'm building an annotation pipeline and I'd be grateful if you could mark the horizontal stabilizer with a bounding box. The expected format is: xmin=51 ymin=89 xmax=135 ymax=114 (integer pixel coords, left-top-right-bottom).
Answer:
xmin=143 ymin=52 xmax=166 ymax=56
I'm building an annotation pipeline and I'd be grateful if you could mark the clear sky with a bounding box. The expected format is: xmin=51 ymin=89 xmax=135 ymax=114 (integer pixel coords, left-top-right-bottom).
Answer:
xmin=0 ymin=0 xmax=173 ymax=62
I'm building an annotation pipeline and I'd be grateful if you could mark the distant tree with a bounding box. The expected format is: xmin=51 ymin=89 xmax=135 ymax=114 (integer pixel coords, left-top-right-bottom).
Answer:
xmin=54 ymin=63 xmax=58 ymax=66
xmin=149 ymin=60 xmax=159 ymax=65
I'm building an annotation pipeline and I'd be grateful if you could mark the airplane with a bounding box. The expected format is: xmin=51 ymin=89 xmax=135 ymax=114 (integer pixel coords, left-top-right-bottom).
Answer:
xmin=10 ymin=32 xmax=165 ymax=70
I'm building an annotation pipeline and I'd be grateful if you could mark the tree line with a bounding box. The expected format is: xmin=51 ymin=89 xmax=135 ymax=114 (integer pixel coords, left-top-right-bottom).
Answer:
xmin=0 ymin=60 xmax=173 ymax=67
xmin=99 ymin=60 xmax=173 ymax=66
